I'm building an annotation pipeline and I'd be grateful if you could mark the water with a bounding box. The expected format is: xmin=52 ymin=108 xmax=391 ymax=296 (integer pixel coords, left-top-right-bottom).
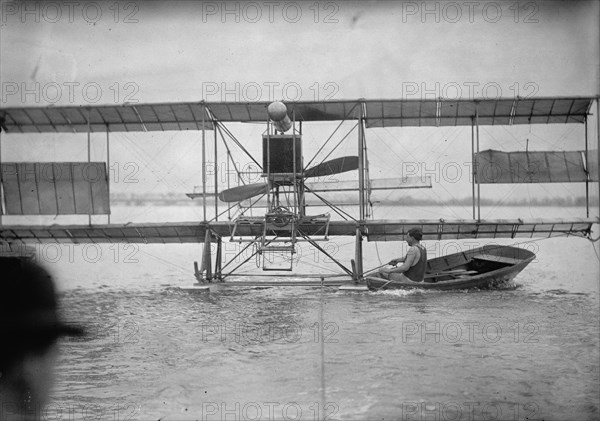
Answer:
xmin=15 ymin=206 xmax=600 ymax=420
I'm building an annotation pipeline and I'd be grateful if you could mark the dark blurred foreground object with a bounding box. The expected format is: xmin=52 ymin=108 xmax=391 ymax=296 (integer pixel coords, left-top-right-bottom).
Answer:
xmin=0 ymin=257 xmax=84 ymax=420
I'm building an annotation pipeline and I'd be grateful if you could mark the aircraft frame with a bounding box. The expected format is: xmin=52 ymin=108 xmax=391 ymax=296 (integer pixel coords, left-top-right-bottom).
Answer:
xmin=1 ymin=97 xmax=598 ymax=285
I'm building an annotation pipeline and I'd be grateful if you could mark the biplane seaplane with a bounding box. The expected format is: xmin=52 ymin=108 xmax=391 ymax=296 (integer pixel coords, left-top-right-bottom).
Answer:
xmin=0 ymin=97 xmax=598 ymax=291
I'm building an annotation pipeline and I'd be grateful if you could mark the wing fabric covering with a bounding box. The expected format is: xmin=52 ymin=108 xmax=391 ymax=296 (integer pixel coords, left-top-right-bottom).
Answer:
xmin=1 ymin=162 xmax=109 ymax=215
xmin=475 ymin=150 xmax=597 ymax=183
xmin=1 ymin=97 xmax=593 ymax=133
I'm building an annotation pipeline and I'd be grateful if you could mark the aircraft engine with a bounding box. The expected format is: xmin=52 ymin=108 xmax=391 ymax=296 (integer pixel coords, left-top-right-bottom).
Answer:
xmin=267 ymin=101 xmax=292 ymax=133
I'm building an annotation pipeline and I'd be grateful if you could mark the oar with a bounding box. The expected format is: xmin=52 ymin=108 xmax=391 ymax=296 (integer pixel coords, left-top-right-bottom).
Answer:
xmin=362 ymin=262 xmax=398 ymax=290
xmin=371 ymin=272 xmax=424 ymax=290
xmin=370 ymin=275 xmax=399 ymax=291
xmin=362 ymin=262 xmax=392 ymax=276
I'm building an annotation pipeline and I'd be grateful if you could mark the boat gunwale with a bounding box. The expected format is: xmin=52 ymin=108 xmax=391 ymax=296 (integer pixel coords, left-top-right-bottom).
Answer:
xmin=365 ymin=245 xmax=536 ymax=290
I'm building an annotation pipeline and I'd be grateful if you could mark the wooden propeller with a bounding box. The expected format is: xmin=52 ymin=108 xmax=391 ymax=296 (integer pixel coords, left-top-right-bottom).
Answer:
xmin=218 ymin=156 xmax=359 ymax=203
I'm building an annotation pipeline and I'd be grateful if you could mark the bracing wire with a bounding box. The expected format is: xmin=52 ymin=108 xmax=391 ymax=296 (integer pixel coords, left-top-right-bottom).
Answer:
xmin=136 ymin=248 xmax=193 ymax=275
xmin=375 ymin=128 xmax=468 ymax=219
xmin=591 ymin=241 xmax=600 ymax=261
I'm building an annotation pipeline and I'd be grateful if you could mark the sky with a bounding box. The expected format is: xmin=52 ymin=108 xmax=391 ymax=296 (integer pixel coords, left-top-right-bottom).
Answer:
xmin=2 ymin=1 xmax=598 ymax=100
xmin=1 ymin=0 xmax=599 ymax=218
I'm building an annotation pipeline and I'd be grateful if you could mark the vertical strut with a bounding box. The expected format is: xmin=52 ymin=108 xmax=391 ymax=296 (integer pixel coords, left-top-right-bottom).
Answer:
xmin=584 ymin=116 xmax=589 ymax=217
xmin=106 ymin=124 xmax=111 ymax=225
xmin=201 ymin=103 xmax=207 ymax=222
xmin=471 ymin=117 xmax=476 ymax=219
xmin=361 ymin=104 xmax=372 ymax=218
xmin=202 ymin=229 xmax=212 ymax=281
xmin=597 ymin=99 xmax=600 ymax=220
xmin=266 ymin=116 xmax=271 ymax=211
xmin=215 ymin=236 xmax=222 ymax=281
xmin=299 ymin=119 xmax=305 ymax=217
xmin=292 ymin=109 xmax=297 ymax=216
xmin=214 ymin=119 xmax=219 ymax=221
xmin=358 ymin=105 xmax=365 ymax=221
xmin=87 ymin=108 xmax=92 ymax=226
xmin=355 ymin=226 xmax=363 ymax=281
xmin=475 ymin=105 xmax=481 ymax=221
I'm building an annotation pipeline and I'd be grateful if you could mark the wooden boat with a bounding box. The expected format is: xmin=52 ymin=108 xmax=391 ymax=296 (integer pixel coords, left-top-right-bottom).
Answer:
xmin=365 ymin=245 xmax=535 ymax=291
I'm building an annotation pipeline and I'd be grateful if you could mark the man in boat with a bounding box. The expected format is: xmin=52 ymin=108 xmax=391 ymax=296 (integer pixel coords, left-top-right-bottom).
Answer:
xmin=0 ymin=257 xmax=84 ymax=420
xmin=379 ymin=227 xmax=428 ymax=283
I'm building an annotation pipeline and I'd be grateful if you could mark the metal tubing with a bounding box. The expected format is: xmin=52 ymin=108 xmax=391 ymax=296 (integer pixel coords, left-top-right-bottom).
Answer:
xmin=361 ymin=103 xmax=372 ymax=219
xmin=87 ymin=109 xmax=91 ymax=162
xmin=471 ymin=118 xmax=476 ymax=219
xmin=87 ymin=108 xmax=91 ymax=226
xmin=355 ymin=226 xmax=363 ymax=281
xmin=215 ymin=236 xmax=222 ymax=280
xmin=266 ymin=116 xmax=271 ymax=211
xmin=358 ymin=109 xmax=365 ymax=221
xmin=226 ymin=150 xmax=231 ymax=220
xmin=299 ymin=119 xmax=305 ymax=216
xmin=202 ymin=104 xmax=207 ymax=221
xmin=106 ymin=125 xmax=111 ymax=225
xmin=475 ymin=106 xmax=481 ymax=221
xmin=203 ymin=229 xmax=212 ymax=281
xmin=214 ymin=119 xmax=219 ymax=221
xmin=585 ymin=117 xmax=589 ymax=217
xmin=292 ymin=109 xmax=297 ymax=215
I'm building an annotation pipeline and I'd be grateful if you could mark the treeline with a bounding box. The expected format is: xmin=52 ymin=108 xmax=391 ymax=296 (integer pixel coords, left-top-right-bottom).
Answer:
xmin=110 ymin=191 xmax=598 ymax=207
xmin=376 ymin=196 xmax=599 ymax=207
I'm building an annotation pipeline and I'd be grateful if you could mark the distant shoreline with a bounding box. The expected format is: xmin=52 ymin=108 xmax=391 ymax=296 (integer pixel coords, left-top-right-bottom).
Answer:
xmin=110 ymin=193 xmax=598 ymax=207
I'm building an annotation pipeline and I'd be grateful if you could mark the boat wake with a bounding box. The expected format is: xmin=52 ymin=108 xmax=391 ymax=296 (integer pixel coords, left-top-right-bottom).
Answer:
xmin=373 ymin=288 xmax=431 ymax=297
xmin=371 ymin=279 xmax=524 ymax=295
xmin=541 ymin=288 xmax=591 ymax=296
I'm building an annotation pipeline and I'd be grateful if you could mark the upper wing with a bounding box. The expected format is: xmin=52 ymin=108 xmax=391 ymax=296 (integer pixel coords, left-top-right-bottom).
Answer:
xmin=0 ymin=102 xmax=213 ymax=133
xmin=1 ymin=97 xmax=594 ymax=133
